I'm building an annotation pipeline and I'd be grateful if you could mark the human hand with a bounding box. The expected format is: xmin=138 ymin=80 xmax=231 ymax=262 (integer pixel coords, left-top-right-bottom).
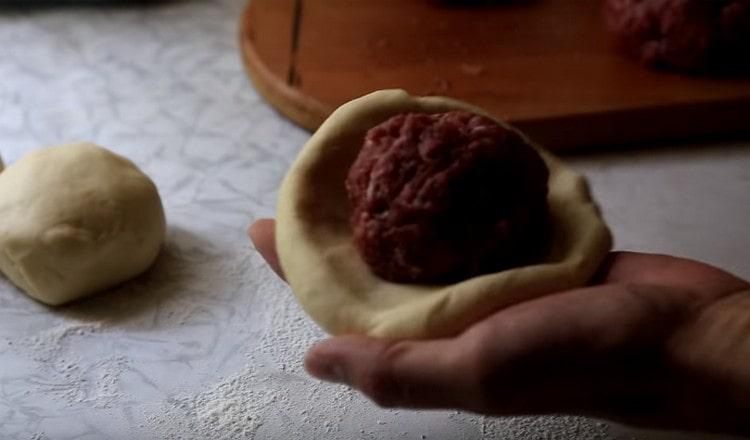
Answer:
xmin=249 ymin=218 xmax=750 ymax=435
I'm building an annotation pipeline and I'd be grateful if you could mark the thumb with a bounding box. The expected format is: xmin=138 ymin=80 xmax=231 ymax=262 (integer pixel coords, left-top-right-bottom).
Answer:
xmin=304 ymin=335 xmax=482 ymax=410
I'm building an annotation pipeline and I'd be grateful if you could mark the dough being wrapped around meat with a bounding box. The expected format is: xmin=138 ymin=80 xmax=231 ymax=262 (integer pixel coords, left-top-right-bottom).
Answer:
xmin=276 ymin=90 xmax=612 ymax=339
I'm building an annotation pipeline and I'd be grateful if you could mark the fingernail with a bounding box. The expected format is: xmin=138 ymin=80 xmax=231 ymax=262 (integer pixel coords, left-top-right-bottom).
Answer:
xmin=306 ymin=356 xmax=347 ymax=384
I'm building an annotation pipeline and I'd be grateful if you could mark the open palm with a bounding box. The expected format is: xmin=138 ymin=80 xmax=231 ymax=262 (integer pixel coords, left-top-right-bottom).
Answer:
xmin=250 ymin=219 xmax=750 ymax=435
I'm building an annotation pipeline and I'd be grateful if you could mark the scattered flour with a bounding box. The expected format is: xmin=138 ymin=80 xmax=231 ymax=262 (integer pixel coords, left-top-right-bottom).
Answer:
xmin=168 ymin=369 xmax=276 ymax=439
xmin=16 ymin=321 xmax=129 ymax=409
xmin=24 ymin=322 xmax=103 ymax=362
xmin=145 ymin=251 xmax=363 ymax=439
xmin=480 ymin=415 xmax=614 ymax=440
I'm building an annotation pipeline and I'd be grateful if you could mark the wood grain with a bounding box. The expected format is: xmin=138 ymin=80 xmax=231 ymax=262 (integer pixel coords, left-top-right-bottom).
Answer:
xmin=239 ymin=0 xmax=750 ymax=150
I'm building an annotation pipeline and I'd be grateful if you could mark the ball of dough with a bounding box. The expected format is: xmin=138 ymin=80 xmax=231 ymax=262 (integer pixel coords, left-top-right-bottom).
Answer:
xmin=276 ymin=90 xmax=612 ymax=339
xmin=0 ymin=143 xmax=166 ymax=306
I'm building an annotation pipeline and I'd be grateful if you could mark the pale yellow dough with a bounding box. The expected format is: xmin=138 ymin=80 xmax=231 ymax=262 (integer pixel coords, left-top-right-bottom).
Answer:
xmin=277 ymin=90 xmax=612 ymax=339
xmin=0 ymin=143 xmax=166 ymax=306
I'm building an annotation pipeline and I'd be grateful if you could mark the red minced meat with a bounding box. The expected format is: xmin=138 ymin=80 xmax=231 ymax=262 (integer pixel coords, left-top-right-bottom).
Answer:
xmin=345 ymin=111 xmax=550 ymax=284
xmin=603 ymin=0 xmax=750 ymax=72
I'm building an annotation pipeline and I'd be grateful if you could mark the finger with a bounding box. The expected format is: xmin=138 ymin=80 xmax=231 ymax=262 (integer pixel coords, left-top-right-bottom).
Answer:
xmin=248 ymin=218 xmax=285 ymax=279
xmin=601 ymin=251 xmax=749 ymax=297
xmin=304 ymin=335 xmax=481 ymax=410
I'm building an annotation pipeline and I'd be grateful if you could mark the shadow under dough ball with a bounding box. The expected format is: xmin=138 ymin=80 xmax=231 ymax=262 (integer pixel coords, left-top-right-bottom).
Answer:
xmin=604 ymin=0 xmax=750 ymax=72
xmin=346 ymin=111 xmax=550 ymax=284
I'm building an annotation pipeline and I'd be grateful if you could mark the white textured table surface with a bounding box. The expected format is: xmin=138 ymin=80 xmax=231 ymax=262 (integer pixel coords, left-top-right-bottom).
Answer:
xmin=0 ymin=1 xmax=748 ymax=439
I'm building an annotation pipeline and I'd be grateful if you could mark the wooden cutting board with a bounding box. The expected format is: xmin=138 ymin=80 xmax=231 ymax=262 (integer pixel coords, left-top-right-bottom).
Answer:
xmin=239 ymin=0 xmax=750 ymax=150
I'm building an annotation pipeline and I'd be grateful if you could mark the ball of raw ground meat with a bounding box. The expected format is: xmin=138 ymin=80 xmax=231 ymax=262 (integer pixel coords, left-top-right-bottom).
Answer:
xmin=345 ymin=111 xmax=550 ymax=284
xmin=604 ymin=0 xmax=750 ymax=72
